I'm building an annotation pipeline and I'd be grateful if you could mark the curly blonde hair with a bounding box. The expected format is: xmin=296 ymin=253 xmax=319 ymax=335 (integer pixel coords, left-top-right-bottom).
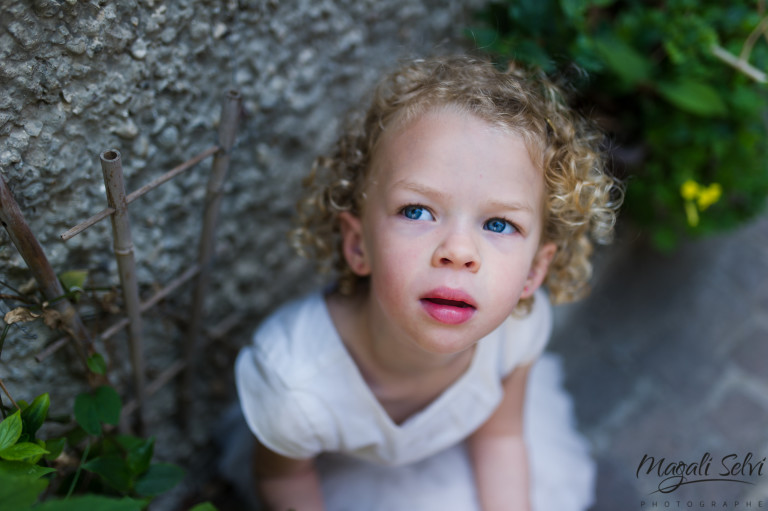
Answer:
xmin=292 ymin=54 xmax=622 ymax=311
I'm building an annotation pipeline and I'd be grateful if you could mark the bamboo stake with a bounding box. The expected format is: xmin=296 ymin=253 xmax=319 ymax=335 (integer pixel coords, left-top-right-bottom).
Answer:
xmin=182 ymin=90 xmax=241 ymax=419
xmin=0 ymin=174 xmax=93 ymax=367
xmin=61 ymin=145 xmax=220 ymax=241
xmin=99 ymin=150 xmax=145 ymax=432
xmin=98 ymin=263 xmax=202 ymax=343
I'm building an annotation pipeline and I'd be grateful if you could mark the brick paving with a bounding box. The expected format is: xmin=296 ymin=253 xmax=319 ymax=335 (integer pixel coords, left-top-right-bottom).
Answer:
xmin=549 ymin=214 xmax=768 ymax=510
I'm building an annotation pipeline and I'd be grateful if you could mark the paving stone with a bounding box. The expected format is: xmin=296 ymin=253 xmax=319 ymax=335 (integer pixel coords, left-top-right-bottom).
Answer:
xmin=589 ymin=456 xmax=643 ymax=511
xmin=730 ymin=324 xmax=768 ymax=386
xmin=703 ymin=387 xmax=768 ymax=450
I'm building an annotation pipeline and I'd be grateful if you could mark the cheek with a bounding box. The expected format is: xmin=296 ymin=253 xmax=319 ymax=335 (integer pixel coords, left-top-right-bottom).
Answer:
xmin=367 ymin=226 xmax=426 ymax=290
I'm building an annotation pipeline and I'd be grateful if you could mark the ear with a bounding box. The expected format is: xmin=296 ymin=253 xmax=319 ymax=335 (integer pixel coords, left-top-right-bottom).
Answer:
xmin=520 ymin=242 xmax=557 ymax=299
xmin=339 ymin=211 xmax=371 ymax=276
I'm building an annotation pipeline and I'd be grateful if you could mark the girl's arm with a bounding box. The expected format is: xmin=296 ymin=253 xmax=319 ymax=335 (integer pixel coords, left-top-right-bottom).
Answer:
xmin=252 ymin=439 xmax=325 ymax=511
xmin=467 ymin=362 xmax=533 ymax=511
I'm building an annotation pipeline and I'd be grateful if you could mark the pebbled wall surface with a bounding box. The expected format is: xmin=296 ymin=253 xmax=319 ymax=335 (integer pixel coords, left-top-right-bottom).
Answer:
xmin=0 ymin=0 xmax=483 ymax=491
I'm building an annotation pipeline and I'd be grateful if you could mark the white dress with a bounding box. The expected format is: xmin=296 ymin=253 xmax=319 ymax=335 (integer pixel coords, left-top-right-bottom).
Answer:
xmin=225 ymin=290 xmax=595 ymax=510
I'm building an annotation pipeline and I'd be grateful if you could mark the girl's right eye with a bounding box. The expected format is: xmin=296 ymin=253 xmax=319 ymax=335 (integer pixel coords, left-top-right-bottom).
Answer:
xmin=401 ymin=205 xmax=434 ymax=221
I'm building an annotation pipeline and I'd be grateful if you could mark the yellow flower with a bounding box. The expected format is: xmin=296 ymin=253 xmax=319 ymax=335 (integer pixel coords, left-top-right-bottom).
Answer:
xmin=679 ymin=180 xmax=723 ymax=227
xmin=697 ymin=183 xmax=722 ymax=210
xmin=680 ymin=180 xmax=701 ymax=201
xmin=684 ymin=200 xmax=700 ymax=227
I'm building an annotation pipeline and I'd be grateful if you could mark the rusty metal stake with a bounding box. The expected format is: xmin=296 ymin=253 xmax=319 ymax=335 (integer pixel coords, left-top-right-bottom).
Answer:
xmin=0 ymin=174 xmax=93 ymax=368
xmin=182 ymin=90 xmax=241 ymax=419
xmin=99 ymin=150 xmax=145 ymax=432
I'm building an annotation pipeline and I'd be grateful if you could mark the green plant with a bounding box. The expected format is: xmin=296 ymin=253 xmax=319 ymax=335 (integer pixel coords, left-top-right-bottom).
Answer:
xmin=0 ymin=387 xmax=196 ymax=510
xmin=469 ymin=0 xmax=768 ymax=250
xmin=0 ymin=275 xmax=217 ymax=511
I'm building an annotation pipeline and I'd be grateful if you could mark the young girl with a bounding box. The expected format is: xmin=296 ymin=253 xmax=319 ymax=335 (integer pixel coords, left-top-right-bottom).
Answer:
xmin=232 ymin=55 xmax=621 ymax=510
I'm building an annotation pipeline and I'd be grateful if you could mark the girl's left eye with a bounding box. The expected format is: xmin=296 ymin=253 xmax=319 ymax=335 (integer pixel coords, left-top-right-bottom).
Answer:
xmin=484 ymin=218 xmax=517 ymax=234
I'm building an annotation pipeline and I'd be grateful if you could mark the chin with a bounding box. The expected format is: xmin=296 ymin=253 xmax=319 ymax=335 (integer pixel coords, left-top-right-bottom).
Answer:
xmin=413 ymin=330 xmax=479 ymax=356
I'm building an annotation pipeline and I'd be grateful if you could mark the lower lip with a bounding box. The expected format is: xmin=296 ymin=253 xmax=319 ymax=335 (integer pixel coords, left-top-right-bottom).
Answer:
xmin=420 ymin=299 xmax=476 ymax=325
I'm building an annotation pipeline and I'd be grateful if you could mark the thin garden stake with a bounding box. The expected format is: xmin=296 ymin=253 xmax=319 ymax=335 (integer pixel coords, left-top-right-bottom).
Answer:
xmin=61 ymin=145 xmax=220 ymax=241
xmin=0 ymin=174 xmax=93 ymax=368
xmin=99 ymin=150 xmax=146 ymax=432
xmin=182 ymin=90 xmax=242 ymax=418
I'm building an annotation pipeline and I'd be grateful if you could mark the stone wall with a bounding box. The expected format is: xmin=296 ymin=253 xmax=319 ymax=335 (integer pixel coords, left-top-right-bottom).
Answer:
xmin=0 ymin=0 xmax=482 ymax=483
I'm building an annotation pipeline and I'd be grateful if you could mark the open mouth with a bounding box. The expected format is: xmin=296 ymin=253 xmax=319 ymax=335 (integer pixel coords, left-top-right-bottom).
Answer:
xmin=420 ymin=289 xmax=477 ymax=325
xmin=423 ymin=298 xmax=475 ymax=309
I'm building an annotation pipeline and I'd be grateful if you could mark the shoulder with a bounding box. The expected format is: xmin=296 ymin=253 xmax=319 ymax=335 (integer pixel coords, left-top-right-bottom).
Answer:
xmin=235 ymin=291 xmax=344 ymax=458
xmin=495 ymin=289 xmax=553 ymax=373
xmin=246 ymin=291 xmax=342 ymax=382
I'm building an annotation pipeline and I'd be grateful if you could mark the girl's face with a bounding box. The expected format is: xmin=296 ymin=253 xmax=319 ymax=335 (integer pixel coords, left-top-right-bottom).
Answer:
xmin=340 ymin=109 xmax=556 ymax=355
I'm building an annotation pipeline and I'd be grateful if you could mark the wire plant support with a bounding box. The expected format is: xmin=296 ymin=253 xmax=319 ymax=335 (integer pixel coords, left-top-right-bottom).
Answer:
xmin=57 ymin=90 xmax=242 ymax=432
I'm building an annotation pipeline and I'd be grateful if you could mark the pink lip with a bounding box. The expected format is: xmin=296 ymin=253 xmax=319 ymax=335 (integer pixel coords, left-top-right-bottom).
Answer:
xmin=420 ymin=287 xmax=477 ymax=325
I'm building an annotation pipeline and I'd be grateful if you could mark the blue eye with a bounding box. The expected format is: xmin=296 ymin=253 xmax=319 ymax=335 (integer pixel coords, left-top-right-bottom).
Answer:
xmin=484 ymin=218 xmax=516 ymax=234
xmin=401 ymin=205 xmax=434 ymax=221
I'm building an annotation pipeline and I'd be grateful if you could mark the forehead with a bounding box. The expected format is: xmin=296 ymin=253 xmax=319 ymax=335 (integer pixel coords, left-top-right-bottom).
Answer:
xmin=367 ymin=108 xmax=545 ymax=209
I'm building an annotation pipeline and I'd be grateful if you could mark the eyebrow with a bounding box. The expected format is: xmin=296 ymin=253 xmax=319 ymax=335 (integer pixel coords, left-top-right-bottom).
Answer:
xmin=391 ymin=180 xmax=536 ymax=214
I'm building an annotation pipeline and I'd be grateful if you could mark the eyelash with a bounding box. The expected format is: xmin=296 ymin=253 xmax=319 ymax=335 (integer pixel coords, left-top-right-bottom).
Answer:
xmin=398 ymin=205 xmax=520 ymax=235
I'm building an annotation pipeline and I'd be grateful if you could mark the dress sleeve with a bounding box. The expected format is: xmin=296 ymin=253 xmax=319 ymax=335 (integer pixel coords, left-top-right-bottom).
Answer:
xmin=499 ymin=290 xmax=553 ymax=375
xmin=235 ymin=346 xmax=325 ymax=460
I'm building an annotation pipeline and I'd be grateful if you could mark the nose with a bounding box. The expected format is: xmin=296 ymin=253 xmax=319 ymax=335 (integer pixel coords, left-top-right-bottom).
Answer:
xmin=432 ymin=228 xmax=480 ymax=272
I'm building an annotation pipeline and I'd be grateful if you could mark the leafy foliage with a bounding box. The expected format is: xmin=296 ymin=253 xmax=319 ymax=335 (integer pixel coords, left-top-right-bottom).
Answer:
xmin=470 ymin=0 xmax=768 ymax=250
xmin=0 ymin=390 xmax=214 ymax=510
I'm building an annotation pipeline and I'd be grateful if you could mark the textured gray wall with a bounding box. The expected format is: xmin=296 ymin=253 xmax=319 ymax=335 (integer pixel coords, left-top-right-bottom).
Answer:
xmin=0 ymin=0 xmax=483 ymax=489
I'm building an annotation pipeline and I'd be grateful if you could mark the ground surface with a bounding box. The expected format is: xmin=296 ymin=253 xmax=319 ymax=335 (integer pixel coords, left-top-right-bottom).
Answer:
xmin=550 ymin=214 xmax=768 ymax=510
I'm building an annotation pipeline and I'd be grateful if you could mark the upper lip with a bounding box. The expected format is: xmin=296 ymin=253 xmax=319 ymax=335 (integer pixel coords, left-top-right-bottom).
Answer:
xmin=420 ymin=287 xmax=477 ymax=309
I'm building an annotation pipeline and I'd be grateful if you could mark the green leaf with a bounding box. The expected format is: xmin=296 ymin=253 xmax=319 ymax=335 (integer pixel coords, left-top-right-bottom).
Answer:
xmin=21 ymin=394 xmax=49 ymax=440
xmin=0 ymin=442 xmax=48 ymax=461
xmin=593 ymin=36 xmax=652 ymax=85
xmin=0 ymin=473 xmax=48 ymax=511
xmin=116 ymin=435 xmax=154 ymax=476
xmin=86 ymin=353 xmax=107 ymax=375
xmin=189 ymin=503 xmax=219 ymax=511
xmin=44 ymin=438 xmax=65 ymax=461
xmin=73 ymin=394 xmax=100 ymax=436
xmin=32 ymin=495 xmax=144 ymax=511
xmin=0 ymin=460 xmax=56 ymax=479
xmin=0 ymin=411 xmax=22 ymax=451
xmin=134 ymin=463 xmax=185 ymax=497
xmin=83 ymin=456 xmax=133 ymax=493
xmin=58 ymin=270 xmax=88 ymax=292
xmin=656 ymin=80 xmax=727 ymax=117
xmin=94 ymin=386 xmax=121 ymax=425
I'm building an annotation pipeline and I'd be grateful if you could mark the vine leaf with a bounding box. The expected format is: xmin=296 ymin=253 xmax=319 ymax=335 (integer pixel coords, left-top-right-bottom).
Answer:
xmin=74 ymin=393 xmax=102 ymax=436
xmin=134 ymin=463 xmax=185 ymax=496
xmin=0 ymin=411 xmax=22 ymax=451
xmin=0 ymin=472 xmax=49 ymax=510
xmin=20 ymin=393 xmax=50 ymax=441
xmin=83 ymin=456 xmax=133 ymax=493
xmin=74 ymin=386 xmax=122 ymax=435
xmin=86 ymin=353 xmax=107 ymax=375
xmin=656 ymin=80 xmax=727 ymax=117
xmin=0 ymin=441 xmax=49 ymax=461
